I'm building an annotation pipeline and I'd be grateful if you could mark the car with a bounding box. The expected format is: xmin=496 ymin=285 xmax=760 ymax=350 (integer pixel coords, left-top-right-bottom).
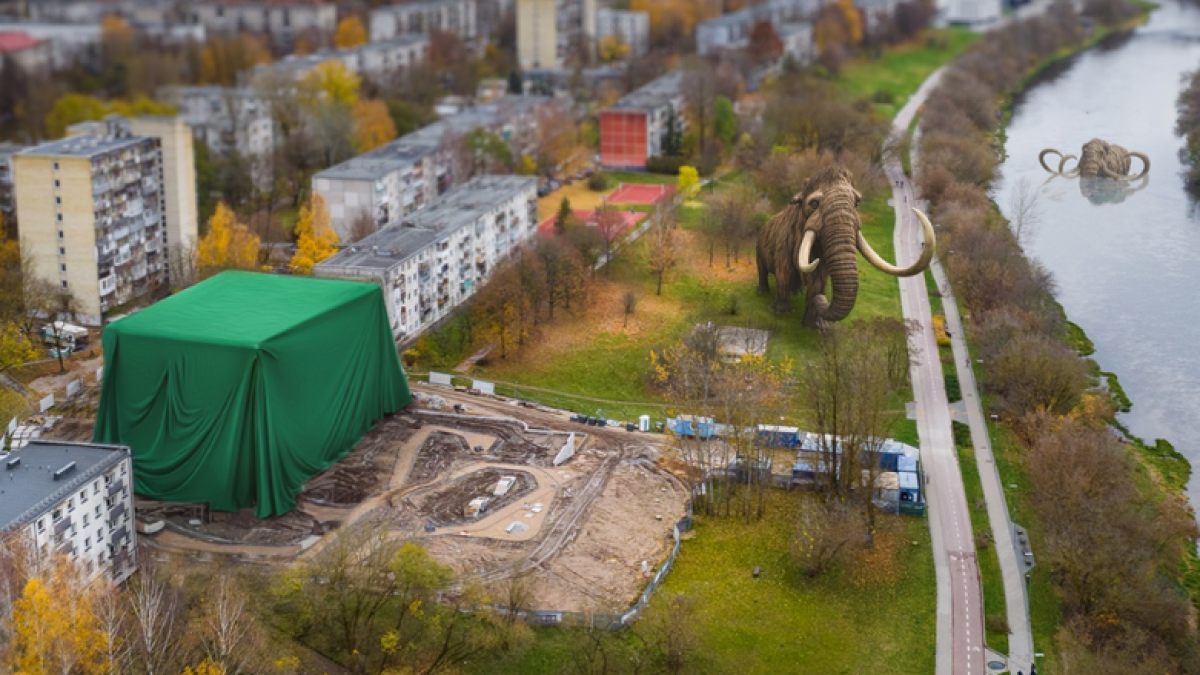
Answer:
xmin=547 ymin=180 xmax=562 ymax=191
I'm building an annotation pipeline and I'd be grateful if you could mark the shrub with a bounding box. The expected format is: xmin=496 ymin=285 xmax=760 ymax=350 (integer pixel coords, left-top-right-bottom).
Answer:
xmin=646 ymin=155 xmax=688 ymax=175
xmin=587 ymin=173 xmax=611 ymax=191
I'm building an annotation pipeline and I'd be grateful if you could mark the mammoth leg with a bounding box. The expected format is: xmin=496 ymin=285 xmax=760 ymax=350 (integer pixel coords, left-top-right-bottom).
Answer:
xmin=801 ymin=270 xmax=830 ymax=329
xmin=770 ymin=263 xmax=794 ymax=313
xmin=756 ymin=244 xmax=770 ymax=296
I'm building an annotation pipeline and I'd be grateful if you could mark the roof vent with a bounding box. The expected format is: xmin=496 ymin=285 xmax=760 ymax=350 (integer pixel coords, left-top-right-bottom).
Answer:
xmin=52 ymin=461 xmax=76 ymax=481
xmin=5 ymin=457 xmax=19 ymax=470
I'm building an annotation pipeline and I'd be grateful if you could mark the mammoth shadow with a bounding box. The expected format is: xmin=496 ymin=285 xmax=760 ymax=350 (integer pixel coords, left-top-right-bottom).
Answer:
xmin=755 ymin=166 xmax=935 ymax=329
xmin=1039 ymin=138 xmax=1151 ymax=205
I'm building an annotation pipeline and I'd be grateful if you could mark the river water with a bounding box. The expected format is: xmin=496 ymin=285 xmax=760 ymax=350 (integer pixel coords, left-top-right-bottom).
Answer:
xmin=994 ymin=1 xmax=1200 ymax=500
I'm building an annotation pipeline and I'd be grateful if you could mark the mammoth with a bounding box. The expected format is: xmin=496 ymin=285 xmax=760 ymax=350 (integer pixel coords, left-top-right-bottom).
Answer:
xmin=1040 ymin=138 xmax=1150 ymax=180
xmin=755 ymin=166 xmax=936 ymax=328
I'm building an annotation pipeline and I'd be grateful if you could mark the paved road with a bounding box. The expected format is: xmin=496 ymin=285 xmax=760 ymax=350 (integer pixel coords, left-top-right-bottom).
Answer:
xmin=888 ymin=158 xmax=985 ymax=675
xmin=935 ymin=261 xmax=1035 ymax=672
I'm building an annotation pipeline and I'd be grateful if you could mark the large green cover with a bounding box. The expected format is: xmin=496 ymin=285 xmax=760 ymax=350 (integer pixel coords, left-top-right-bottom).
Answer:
xmin=94 ymin=271 xmax=411 ymax=518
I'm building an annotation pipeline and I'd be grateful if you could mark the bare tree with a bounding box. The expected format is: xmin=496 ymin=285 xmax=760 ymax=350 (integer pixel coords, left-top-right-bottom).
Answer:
xmin=1007 ymin=176 xmax=1042 ymax=247
xmin=645 ymin=201 xmax=678 ymax=295
xmin=41 ymin=290 xmax=83 ymax=373
xmin=708 ymin=179 xmax=768 ymax=266
xmin=638 ymin=593 xmax=699 ymax=675
xmin=593 ymin=203 xmax=626 ymax=266
xmin=92 ymin=578 xmax=133 ymax=675
xmin=128 ymin=568 xmax=184 ymax=675
xmin=198 ymin=573 xmax=256 ymax=672
xmin=348 ymin=209 xmax=379 ymax=243
xmin=622 ymin=291 xmax=638 ymax=327
xmin=791 ymin=497 xmax=865 ymax=577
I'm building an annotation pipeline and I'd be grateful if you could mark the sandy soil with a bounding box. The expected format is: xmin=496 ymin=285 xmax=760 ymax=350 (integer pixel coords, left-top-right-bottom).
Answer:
xmin=28 ymin=356 xmax=104 ymax=395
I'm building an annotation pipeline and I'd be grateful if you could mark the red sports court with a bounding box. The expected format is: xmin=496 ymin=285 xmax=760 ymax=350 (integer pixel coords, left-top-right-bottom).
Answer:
xmin=607 ymin=183 xmax=676 ymax=205
xmin=537 ymin=209 xmax=643 ymax=238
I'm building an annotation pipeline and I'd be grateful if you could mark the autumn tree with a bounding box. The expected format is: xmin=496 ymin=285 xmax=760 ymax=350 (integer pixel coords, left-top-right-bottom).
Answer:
xmin=554 ymin=197 xmax=575 ymax=234
xmin=747 ymin=21 xmax=784 ymax=65
xmin=677 ymin=165 xmax=699 ymax=197
xmin=637 ymin=593 xmax=699 ymax=674
xmin=707 ymin=178 xmax=768 ymax=266
xmin=598 ymin=34 xmax=631 ymax=63
xmin=127 ymin=569 xmax=184 ymax=675
xmin=334 ymin=16 xmax=369 ymax=49
xmin=623 ymin=291 xmax=638 ymax=327
xmin=197 ymin=202 xmax=261 ymax=276
xmin=645 ymin=201 xmax=678 ymax=295
xmin=7 ymin=556 xmax=104 ymax=675
xmin=100 ymin=16 xmax=136 ymax=65
xmin=533 ymin=101 xmax=578 ymax=175
xmin=301 ymin=61 xmax=361 ymax=108
xmin=681 ymin=56 xmax=716 ymax=156
xmin=200 ymin=34 xmax=270 ymax=86
xmin=352 ymin=99 xmax=397 ymax=152
xmin=816 ymin=0 xmax=864 ymax=60
xmin=792 ymin=497 xmax=866 ymax=577
xmin=593 ymin=203 xmax=627 ymax=265
xmin=291 ymin=193 xmax=339 ymax=273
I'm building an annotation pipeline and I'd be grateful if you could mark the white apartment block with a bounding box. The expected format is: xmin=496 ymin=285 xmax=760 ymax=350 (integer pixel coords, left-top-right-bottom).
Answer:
xmin=0 ymin=21 xmax=101 ymax=70
xmin=14 ymin=117 xmax=197 ymax=324
xmin=157 ymin=85 xmax=274 ymax=167
xmin=595 ymin=9 xmax=649 ymax=57
xmin=0 ymin=142 xmax=27 ymax=233
xmin=370 ymin=0 xmax=478 ymax=43
xmin=517 ymin=0 xmax=595 ymax=69
xmin=248 ymin=35 xmax=428 ymax=86
xmin=187 ymin=1 xmax=337 ymax=51
xmin=695 ymin=0 xmax=825 ymax=55
xmin=314 ymin=95 xmax=552 ymax=240
xmin=0 ymin=441 xmax=138 ymax=585
xmin=314 ymin=175 xmax=538 ymax=340
xmin=944 ymin=0 xmax=1002 ymax=25
xmin=778 ymin=22 xmax=816 ymax=66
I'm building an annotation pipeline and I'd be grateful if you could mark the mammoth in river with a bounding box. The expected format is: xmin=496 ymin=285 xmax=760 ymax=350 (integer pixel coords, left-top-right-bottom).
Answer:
xmin=1040 ymin=138 xmax=1150 ymax=180
xmin=756 ymin=166 xmax=935 ymax=328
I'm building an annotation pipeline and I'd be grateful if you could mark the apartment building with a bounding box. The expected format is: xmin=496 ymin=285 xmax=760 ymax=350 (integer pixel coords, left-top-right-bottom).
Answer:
xmin=777 ymin=22 xmax=816 ymax=66
xmin=517 ymin=0 xmax=596 ymax=69
xmin=370 ymin=0 xmax=478 ymax=43
xmin=314 ymin=95 xmax=551 ymax=239
xmin=157 ymin=85 xmax=274 ymax=173
xmin=595 ymin=9 xmax=649 ymax=57
xmin=0 ymin=440 xmax=138 ymax=585
xmin=247 ymin=35 xmax=428 ymax=86
xmin=0 ymin=142 xmax=27 ymax=235
xmin=0 ymin=21 xmax=101 ymax=70
xmin=599 ymin=71 xmax=684 ymax=169
xmin=14 ymin=117 xmax=197 ymax=324
xmin=188 ymin=1 xmax=337 ymax=51
xmin=695 ymin=0 xmax=824 ymax=55
xmin=315 ymin=175 xmax=538 ymax=340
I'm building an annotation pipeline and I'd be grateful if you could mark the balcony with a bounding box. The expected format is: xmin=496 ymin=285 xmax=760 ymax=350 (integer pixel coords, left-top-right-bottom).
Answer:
xmin=98 ymin=275 xmax=116 ymax=297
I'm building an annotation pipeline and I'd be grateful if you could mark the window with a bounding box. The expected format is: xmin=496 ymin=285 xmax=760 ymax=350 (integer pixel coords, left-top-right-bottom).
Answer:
xmin=81 ymin=490 xmax=88 ymax=503
xmin=60 ymin=280 xmax=68 ymax=290
xmin=84 ymin=537 xmax=91 ymax=552
xmin=67 ymin=498 xmax=74 ymax=512
xmin=56 ymin=213 xmax=62 ymax=223
xmin=53 ymin=162 xmax=59 ymax=171
xmin=58 ymin=247 xmax=65 ymax=256
xmin=55 ymin=196 xmax=61 ymax=205
xmin=57 ymin=231 xmax=63 ymax=241
xmin=54 ymin=179 xmax=60 ymax=188
xmin=37 ymin=518 xmax=45 ymax=532
xmin=83 ymin=514 xmax=89 ymax=526
xmin=94 ymin=505 xmax=101 ymax=518
xmin=93 ymin=483 xmax=99 ymax=495
xmin=52 ymin=508 xmax=62 ymax=522
xmin=59 ymin=264 xmax=66 ymax=273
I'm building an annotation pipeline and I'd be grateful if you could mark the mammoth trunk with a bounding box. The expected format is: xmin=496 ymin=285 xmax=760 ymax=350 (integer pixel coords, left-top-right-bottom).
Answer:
xmin=817 ymin=206 xmax=860 ymax=323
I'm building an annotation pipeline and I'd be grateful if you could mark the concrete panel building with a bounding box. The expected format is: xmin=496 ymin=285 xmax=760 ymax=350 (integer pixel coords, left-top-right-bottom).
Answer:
xmin=247 ymin=35 xmax=428 ymax=86
xmin=157 ymin=85 xmax=275 ymax=183
xmin=0 ymin=440 xmax=138 ymax=585
xmin=695 ymin=0 xmax=824 ymax=55
xmin=187 ymin=1 xmax=338 ymax=51
xmin=370 ymin=0 xmax=478 ymax=43
xmin=599 ymin=71 xmax=683 ymax=170
xmin=14 ymin=117 xmax=197 ymax=324
xmin=315 ymin=175 xmax=538 ymax=340
xmin=517 ymin=0 xmax=596 ymax=69
xmin=596 ymin=9 xmax=649 ymax=57
xmin=0 ymin=142 xmax=27 ymax=235
xmin=0 ymin=21 xmax=101 ymax=70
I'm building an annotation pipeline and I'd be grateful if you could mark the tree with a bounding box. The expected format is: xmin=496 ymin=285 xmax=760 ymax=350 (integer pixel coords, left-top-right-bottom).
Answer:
xmin=637 ymin=593 xmax=699 ymax=674
xmin=0 ymin=324 xmax=38 ymax=375
xmin=593 ymin=203 xmax=627 ymax=265
xmin=792 ymin=497 xmax=865 ymax=577
xmin=197 ymin=202 xmax=260 ymax=275
xmin=41 ymin=292 xmax=81 ymax=373
xmin=291 ymin=193 xmax=339 ymax=274
xmin=352 ymin=99 xmax=397 ymax=152
xmin=334 ymin=16 xmax=368 ymax=49
xmin=533 ymin=101 xmax=578 ymax=175
xmin=200 ymin=34 xmax=270 ymax=86
xmin=300 ymin=61 xmax=361 ymax=108
xmin=816 ymin=0 xmax=864 ymax=55
xmin=646 ymin=201 xmax=678 ymax=295
xmin=8 ymin=558 xmax=104 ymax=675
xmin=44 ymin=94 xmax=109 ymax=139
xmin=385 ymin=98 xmax=430 ymax=137
xmin=127 ymin=569 xmax=184 ymax=675
xmin=714 ymin=96 xmax=738 ymax=147
xmin=707 ymin=178 xmax=768 ymax=266
xmin=991 ymin=332 xmax=1089 ymax=416
xmin=682 ymin=56 xmax=716 ymax=156
xmin=623 ymin=291 xmax=638 ymax=327
xmin=564 ymin=223 xmax=605 ymax=274
xmin=196 ymin=575 xmax=256 ymax=673
xmin=465 ymin=128 xmax=514 ymax=174
xmin=515 ymin=154 xmax=537 ymax=175
xmin=677 ymin=166 xmax=699 ymax=197
xmin=555 ymin=197 xmax=575 ymax=234
xmin=598 ymin=35 xmax=631 ymax=63
xmin=1007 ymin=176 xmax=1042 ymax=247
xmin=662 ymin=109 xmax=683 ymax=157
xmin=747 ymin=21 xmax=784 ymax=65
xmin=100 ymin=16 xmax=135 ymax=65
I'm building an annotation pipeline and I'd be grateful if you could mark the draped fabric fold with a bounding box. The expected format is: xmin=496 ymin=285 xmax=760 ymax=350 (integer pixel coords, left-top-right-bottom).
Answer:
xmin=93 ymin=271 xmax=411 ymax=518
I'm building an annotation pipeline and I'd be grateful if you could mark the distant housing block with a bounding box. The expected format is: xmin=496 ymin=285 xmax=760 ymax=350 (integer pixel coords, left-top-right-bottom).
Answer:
xmin=599 ymin=72 xmax=684 ymax=170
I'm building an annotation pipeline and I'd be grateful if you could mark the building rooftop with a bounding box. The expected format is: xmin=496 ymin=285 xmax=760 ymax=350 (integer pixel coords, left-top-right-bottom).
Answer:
xmin=375 ymin=0 xmax=468 ymax=12
xmin=20 ymin=130 xmax=151 ymax=159
xmin=317 ymin=175 xmax=535 ymax=272
xmin=0 ymin=141 xmax=28 ymax=159
xmin=0 ymin=440 xmax=129 ymax=533
xmin=0 ymin=32 xmax=42 ymax=52
xmin=608 ymin=71 xmax=682 ymax=113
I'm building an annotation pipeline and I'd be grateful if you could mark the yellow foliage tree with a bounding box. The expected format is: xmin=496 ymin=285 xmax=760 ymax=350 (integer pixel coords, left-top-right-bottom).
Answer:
xmin=291 ymin=194 xmax=339 ymax=274
xmin=44 ymin=94 xmax=176 ymax=139
xmin=100 ymin=16 xmax=135 ymax=60
xmin=300 ymin=61 xmax=361 ymax=108
xmin=334 ymin=16 xmax=368 ymax=49
xmin=197 ymin=202 xmax=260 ymax=274
xmin=515 ymin=154 xmax=538 ymax=176
xmin=8 ymin=560 xmax=103 ymax=675
xmin=352 ymin=99 xmax=397 ymax=152
xmin=181 ymin=660 xmax=227 ymax=675
xmin=816 ymin=0 xmax=864 ymax=53
xmin=598 ymin=35 xmax=630 ymax=63
xmin=200 ymin=34 xmax=270 ymax=86
xmin=677 ymin=165 xmax=700 ymax=197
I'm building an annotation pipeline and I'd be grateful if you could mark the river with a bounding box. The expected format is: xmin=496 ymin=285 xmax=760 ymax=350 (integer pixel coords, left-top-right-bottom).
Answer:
xmin=993 ymin=0 xmax=1200 ymax=501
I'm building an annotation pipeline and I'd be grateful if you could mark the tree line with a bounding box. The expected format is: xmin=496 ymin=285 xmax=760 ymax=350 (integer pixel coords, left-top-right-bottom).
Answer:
xmin=918 ymin=1 xmax=1200 ymax=671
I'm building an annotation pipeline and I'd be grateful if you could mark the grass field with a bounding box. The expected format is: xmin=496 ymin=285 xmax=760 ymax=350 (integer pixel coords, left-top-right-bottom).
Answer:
xmin=838 ymin=28 xmax=980 ymax=118
xmin=431 ymin=191 xmax=903 ymax=426
xmin=656 ymin=489 xmax=935 ymax=674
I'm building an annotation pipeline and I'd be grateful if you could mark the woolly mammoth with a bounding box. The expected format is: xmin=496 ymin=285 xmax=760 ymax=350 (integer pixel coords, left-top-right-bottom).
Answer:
xmin=1079 ymin=175 xmax=1149 ymax=205
xmin=755 ymin=166 xmax=935 ymax=328
xmin=1040 ymin=138 xmax=1150 ymax=180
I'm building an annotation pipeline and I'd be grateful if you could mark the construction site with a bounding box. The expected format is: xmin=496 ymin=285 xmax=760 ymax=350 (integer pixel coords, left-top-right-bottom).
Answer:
xmin=37 ymin=379 xmax=690 ymax=612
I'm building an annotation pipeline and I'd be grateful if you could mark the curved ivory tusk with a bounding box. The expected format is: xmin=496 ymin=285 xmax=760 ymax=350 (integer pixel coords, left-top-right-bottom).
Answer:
xmin=858 ymin=208 xmax=936 ymax=277
xmin=1126 ymin=151 xmax=1150 ymax=180
xmin=797 ymin=229 xmax=819 ymax=273
xmin=1058 ymin=154 xmax=1080 ymax=178
xmin=1039 ymin=149 xmax=1064 ymax=174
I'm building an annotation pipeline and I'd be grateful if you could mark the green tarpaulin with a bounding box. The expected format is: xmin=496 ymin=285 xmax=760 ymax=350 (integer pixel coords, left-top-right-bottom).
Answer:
xmin=94 ymin=271 xmax=411 ymax=518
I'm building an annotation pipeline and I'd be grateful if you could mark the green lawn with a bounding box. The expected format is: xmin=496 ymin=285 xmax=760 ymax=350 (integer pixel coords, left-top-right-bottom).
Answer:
xmin=657 ymin=490 xmax=935 ymax=674
xmin=600 ymin=170 xmax=679 ymax=186
xmin=838 ymin=29 xmax=980 ymax=118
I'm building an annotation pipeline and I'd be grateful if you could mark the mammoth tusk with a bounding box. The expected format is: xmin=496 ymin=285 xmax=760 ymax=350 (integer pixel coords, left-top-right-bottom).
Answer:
xmin=859 ymin=208 xmax=936 ymax=277
xmin=1039 ymin=149 xmax=1065 ymax=174
xmin=797 ymin=229 xmax=819 ymax=273
xmin=1058 ymin=154 xmax=1080 ymax=177
xmin=1126 ymin=151 xmax=1150 ymax=180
